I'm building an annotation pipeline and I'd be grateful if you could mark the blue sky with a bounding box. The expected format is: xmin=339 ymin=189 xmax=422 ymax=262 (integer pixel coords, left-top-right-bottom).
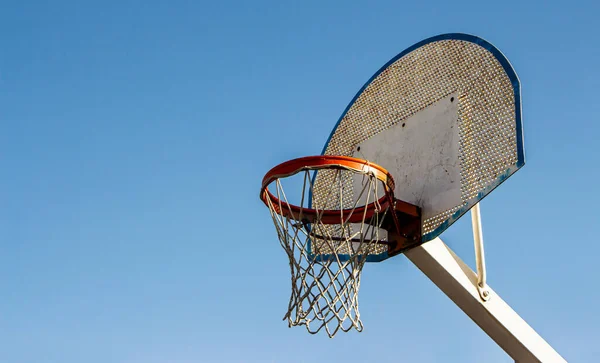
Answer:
xmin=1 ymin=1 xmax=598 ymax=362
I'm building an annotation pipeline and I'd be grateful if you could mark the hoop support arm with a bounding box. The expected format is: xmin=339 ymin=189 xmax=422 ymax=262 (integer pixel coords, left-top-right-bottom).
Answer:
xmin=405 ymin=238 xmax=566 ymax=362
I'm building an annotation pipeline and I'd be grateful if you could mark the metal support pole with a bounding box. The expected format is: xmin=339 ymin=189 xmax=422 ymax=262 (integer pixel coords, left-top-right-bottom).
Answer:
xmin=471 ymin=203 xmax=489 ymax=301
xmin=405 ymin=238 xmax=567 ymax=363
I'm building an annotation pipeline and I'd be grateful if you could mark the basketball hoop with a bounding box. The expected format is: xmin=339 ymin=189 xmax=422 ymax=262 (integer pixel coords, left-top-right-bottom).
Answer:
xmin=260 ymin=156 xmax=421 ymax=337
xmin=254 ymin=34 xmax=568 ymax=363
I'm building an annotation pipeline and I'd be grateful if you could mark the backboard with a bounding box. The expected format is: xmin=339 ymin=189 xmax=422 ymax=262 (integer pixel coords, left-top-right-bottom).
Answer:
xmin=311 ymin=33 xmax=524 ymax=262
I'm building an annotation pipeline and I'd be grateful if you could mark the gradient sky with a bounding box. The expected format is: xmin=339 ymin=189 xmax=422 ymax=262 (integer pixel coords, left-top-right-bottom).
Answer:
xmin=2 ymin=1 xmax=598 ymax=362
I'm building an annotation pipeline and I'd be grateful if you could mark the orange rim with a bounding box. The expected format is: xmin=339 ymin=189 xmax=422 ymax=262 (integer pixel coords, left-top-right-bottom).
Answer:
xmin=260 ymin=156 xmax=396 ymax=224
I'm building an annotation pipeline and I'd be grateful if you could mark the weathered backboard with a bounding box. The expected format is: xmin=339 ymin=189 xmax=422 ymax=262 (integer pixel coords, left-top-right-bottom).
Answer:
xmin=311 ymin=33 xmax=524 ymax=262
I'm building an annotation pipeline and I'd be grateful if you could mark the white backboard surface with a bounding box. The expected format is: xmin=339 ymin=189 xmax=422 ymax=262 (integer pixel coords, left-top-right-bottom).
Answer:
xmin=352 ymin=93 xmax=461 ymax=221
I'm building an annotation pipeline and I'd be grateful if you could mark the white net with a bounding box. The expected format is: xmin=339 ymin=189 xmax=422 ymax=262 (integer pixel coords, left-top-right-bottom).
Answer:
xmin=264 ymin=167 xmax=391 ymax=338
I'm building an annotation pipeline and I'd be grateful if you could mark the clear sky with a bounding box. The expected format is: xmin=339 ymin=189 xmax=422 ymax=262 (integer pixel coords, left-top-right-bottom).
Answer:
xmin=1 ymin=1 xmax=598 ymax=362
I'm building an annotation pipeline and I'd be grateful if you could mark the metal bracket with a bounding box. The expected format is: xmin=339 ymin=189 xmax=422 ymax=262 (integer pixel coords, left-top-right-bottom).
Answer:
xmin=384 ymin=199 xmax=422 ymax=257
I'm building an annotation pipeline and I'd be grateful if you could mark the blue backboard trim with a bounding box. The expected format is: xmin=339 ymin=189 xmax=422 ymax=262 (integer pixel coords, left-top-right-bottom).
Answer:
xmin=308 ymin=33 xmax=524 ymax=263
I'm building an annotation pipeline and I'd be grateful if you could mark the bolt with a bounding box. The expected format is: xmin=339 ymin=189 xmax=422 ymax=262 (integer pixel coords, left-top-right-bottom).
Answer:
xmin=482 ymin=291 xmax=489 ymax=298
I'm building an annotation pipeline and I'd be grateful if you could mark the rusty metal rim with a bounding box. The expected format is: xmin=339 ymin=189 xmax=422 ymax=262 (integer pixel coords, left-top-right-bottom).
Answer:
xmin=260 ymin=155 xmax=395 ymax=224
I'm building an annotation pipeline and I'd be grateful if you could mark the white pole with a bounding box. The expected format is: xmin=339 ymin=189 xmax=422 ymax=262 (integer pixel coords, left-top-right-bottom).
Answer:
xmin=404 ymin=238 xmax=567 ymax=363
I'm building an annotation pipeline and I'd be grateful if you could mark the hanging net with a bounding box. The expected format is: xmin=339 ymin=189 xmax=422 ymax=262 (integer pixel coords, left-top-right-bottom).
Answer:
xmin=260 ymin=156 xmax=397 ymax=338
